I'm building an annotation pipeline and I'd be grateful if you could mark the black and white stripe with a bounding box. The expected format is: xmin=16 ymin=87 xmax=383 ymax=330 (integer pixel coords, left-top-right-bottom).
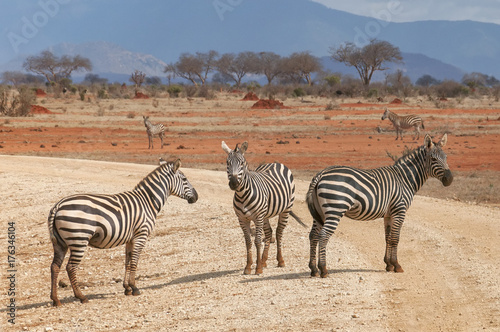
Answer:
xmin=306 ymin=134 xmax=452 ymax=278
xmin=222 ymin=141 xmax=305 ymax=275
xmin=48 ymin=159 xmax=198 ymax=306
xmin=382 ymin=108 xmax=425 ymax=140
xmin=143 ymin=116 xmax=166 ymax=149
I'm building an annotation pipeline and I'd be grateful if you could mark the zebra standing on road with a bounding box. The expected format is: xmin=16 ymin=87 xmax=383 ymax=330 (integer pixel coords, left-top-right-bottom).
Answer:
xmin=381 ymin=108 xmax=425 ymax=140
xmin=306 ymin=134 xmax=452 ymax=278
xmin=222 ymin=141 xmax=306 ymax=275
xmin=48 ymin=159 xmax=198 ymax=306
xmin=143 ymin=115 xmax=166 ymax=149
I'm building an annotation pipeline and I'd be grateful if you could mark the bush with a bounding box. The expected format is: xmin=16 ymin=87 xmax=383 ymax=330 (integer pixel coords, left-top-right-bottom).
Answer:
xmin=293 ymin=87 xmax=306 ymax=97
xmin=167 ymin=85 xmax=182 ymax=98
xmin=0 ymin=86 xmax=34 ymax=116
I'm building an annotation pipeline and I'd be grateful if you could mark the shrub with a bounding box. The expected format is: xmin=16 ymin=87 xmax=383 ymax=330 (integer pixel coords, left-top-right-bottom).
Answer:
xmin=167 ymin=85 xmax=182 ymax=98
xmin=293 ymin=87 xmax=306 ymax=97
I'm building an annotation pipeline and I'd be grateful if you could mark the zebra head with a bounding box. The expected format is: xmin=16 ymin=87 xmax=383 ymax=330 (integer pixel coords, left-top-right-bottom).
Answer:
xmin=381 ymin=108 xmax=390 ymax=120
xmin=424 ymin=134 xmax=453 ymax=187
xmin=222 ymin=141 xmax=248 ymax=191
xmin=143 ymin=116 xmax=150 ymax=127
xmin=159 ymin=158 xmax=198 ymax=204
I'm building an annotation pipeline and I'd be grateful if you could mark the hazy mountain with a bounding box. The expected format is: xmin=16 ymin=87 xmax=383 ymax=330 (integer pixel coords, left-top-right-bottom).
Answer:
xmin=1 ymin=0 xmax=498 ymax=82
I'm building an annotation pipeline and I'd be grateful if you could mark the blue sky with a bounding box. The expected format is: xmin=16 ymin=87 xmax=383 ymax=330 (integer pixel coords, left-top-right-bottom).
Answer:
xmin=312 ymin=0 xmax=500 ymax=24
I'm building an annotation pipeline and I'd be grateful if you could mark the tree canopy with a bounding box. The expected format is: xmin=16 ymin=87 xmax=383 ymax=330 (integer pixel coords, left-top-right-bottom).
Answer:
xmin=330 ymin=39 xmax=402 ymax=86
xmin=23 ymin=50 xmax=92 ymax=85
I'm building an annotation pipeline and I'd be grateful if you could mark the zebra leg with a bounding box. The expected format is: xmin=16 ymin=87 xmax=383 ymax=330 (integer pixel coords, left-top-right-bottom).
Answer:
xmin=254 ymin=219 xmax=265 ymax=275
xmin=318 ymin=217 xmax=341 ymax=278
xmin=384 ymin=216 xmax=395 ymax=272
xmin=384 ymin=214 xmax=405 ymax=273
xmin=127 ymin=237 xmax=147 ymax=295
xmin=123 ymin=242 xmax=133 ymax=296
xmin=308 ymin=220 xmax=322 ymax=277
xmin=239 ymin=219 xmax=253 ymax=275
xmin=50 ymin=240 xmax=68 ymax=306
xmin=160 ymin=133 xmax=164 ymax=149
xmin=275 ymin=211 xmax=290 ymax=268
xmin=66 ymin=246 xmax=89 ymax=304
xmin=261 ymin=219 xmax=272 ymax=268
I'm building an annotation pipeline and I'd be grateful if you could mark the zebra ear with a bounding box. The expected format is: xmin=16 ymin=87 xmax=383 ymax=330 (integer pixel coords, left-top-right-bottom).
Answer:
xmin=172 ymin=159 xmax=181 ymax=173
xmin=240 ymin=141 xmax=248 ymax=154
xmin=424 ymin=134 xmax=434 ymax=149
xmin=221 ymin=141 xmax=232 ymax=154
xmin=438 ymin=134 xmax=448 ymax=147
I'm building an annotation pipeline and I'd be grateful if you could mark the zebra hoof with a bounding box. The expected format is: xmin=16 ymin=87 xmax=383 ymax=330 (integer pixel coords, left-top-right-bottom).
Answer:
xmin=277 ymin=261 xmax=285 ymax=268
xmin=243 ymin=268 xmax=252 ymax=275
xmin=132 ymin=289 xmax=141 ymax=296
xmin=124 ymin=288 xmax=133 ymax=296
xmin=255 ymin=268 xmax=263 ymax=275
xmin=79 ymin=297 xmax=89 ymax=304
xmin=52 ymin=300 xmax=62 ymax=307
xmin=310 ymin=271 xmax=319 ymax=277
xmin=394 ymin=266 xmax=404 ymax=273
xmin=385 ymin=265 xmax=395 ymax=272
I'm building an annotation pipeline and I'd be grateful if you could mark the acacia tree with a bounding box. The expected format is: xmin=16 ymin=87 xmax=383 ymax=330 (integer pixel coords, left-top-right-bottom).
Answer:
xmin=23 ymin=50 xmax=92 ymax=86
xmin=255 ymin=52 xmax=283 ymax=85
xmin=216 ymin=51 xmax=258 ymax=88
xmin=330 ymin=39 xmax=402 ymax=86
xmin=129 ymin=70 xmax=146 ymax=88
xmin=281 ymin=51 xmax=322 ymax=85
xmin=165 ymin=50 xmax=219 ymax=86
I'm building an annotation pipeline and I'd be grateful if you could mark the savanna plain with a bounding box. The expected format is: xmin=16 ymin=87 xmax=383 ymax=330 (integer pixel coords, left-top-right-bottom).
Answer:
xmin=1 ymin=91 xmax=499 ymax=331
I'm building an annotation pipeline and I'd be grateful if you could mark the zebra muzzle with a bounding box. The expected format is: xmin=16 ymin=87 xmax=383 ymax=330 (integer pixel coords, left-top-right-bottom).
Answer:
xmin=188 ymin=189 xmax=199 ymax=204
xmin=229 ymin=176 xmax=239 ymax=190
xmin=441 ymin=169 xmax=453 ymax=187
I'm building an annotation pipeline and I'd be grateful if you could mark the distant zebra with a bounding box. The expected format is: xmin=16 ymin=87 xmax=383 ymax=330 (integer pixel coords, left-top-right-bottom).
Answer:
xmin=306 ymin=134 xmax=452 ymax=278
xmin=222 ymin=141 xmax=306 ymax=275
xmin=143 ymin=116 xmax=166 ymax=149
xmin=381 ymin=108 xmax=425 ymax=140
xmin=48 ymin=159 xmax=198 ymax=306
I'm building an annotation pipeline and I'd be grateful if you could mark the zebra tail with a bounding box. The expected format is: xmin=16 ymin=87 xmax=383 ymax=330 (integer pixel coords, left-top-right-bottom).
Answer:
xmin=306 ymin=173 xmax=324 ymax=225
xmin=47 ymin=205 xmax=58 ymax=245
xmin=289 ymin=210 xmax=307 ymax=228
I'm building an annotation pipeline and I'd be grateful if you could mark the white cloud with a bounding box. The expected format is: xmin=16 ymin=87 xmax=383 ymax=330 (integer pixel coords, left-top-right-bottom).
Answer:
xmin=311 ymin=0 xmax=500 ymax=24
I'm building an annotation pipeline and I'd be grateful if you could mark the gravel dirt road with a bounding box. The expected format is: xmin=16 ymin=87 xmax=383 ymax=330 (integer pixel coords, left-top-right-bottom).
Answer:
xmin=1 ymin=155 xmax=499 ymax=331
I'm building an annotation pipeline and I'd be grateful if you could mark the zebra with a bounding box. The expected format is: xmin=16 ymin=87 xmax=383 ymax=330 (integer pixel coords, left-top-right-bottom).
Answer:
xmin=306 ymin=134 xmax=452 ymax=278
xmin=48 ymin=158 xmax=198 ymax=306
xmin=143 ymin=115 xmax=166 ymax=149
xmin=221 ymin=141 xmax=306 ymax=275
xmin=381 ymin=108 xmax=425 ymax=140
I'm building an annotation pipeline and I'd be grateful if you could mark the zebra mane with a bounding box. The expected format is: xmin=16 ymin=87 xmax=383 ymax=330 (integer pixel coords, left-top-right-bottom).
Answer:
xmin=133 ymin=163 xmax=172 ymax=191
xmin=392 ymin=145 xmax=425 ymax=165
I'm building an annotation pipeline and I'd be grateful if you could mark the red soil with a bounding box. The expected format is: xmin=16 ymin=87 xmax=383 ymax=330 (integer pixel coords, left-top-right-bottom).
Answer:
xmin=242 ymin=92 xmax=259 ymax=101
xmin=251 ymin=99 xmax=289 ymax=109
xmin=30 ymin=105 xmax=53 ymax=114
xmin=134 ymin=92 xmax=149 ymax=99
xmin=35 ymin=89 xmax=47 ymax=97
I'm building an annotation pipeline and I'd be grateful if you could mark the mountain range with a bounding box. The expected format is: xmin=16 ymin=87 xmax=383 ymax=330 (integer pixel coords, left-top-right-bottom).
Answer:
xmin=1 ymin=0 xmax=498 ymax=84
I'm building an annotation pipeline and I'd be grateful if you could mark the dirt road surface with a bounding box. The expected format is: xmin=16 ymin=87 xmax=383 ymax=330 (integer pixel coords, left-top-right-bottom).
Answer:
xmin=1 ymin=155 xmax=499 ymax=331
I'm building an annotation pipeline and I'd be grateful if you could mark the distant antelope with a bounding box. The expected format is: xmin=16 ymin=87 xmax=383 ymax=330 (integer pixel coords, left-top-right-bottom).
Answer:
xmin=143 ymin=116 xmax=166 ymax=149
xmin=381 ymin=108 xmax=425 ymax=140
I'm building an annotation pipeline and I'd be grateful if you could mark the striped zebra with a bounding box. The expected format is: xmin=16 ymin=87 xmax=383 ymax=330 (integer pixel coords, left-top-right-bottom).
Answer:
xmin=306 ymin=134 xmax=452 ymax=278
xmin=143 ymin=116 xmax=166 ymax=149
xmin=222 ymin=141 xmax=306 ymax=275
xmin=48 ymin=159 xmax=198 ymax=306
xmin=381 ymin=108 xmax=425 ymax=140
